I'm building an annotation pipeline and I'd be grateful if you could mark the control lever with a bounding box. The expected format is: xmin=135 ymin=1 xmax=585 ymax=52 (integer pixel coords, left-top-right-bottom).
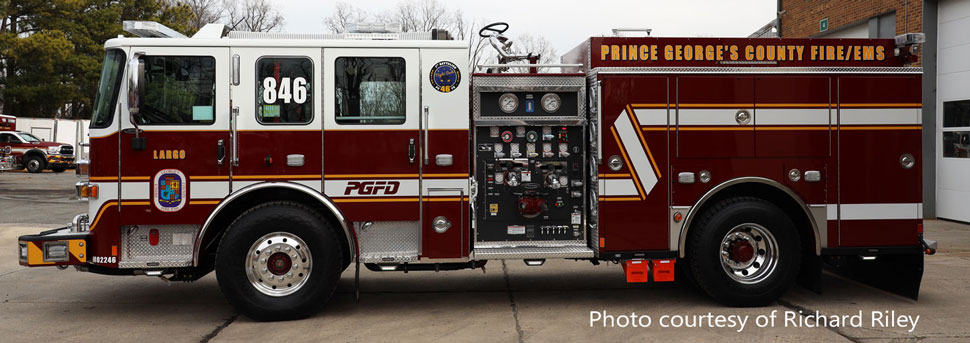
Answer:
xmin=408 ymin=138 xmax=416 ymax=164
xmin=546 ymin=174 xmax=561 ymax=189
xmin=217 ymin=139 xmax=226 ymax=166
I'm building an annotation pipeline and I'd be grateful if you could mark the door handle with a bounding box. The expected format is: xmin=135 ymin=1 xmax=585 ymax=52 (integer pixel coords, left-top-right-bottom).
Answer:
xmin=408 ymin=138 xmax=416 ymax=164
xmin=423 ymin=105 xmax=430 ymax=165
xmin=217 ymin=139 xmax=226 ymax=166
xmin=231 ymin=106 xmax=239 ymax=166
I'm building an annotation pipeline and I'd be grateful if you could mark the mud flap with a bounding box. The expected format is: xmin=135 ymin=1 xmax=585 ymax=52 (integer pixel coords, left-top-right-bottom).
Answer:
xmin=823 ymin=251 xmax=924 ymax=300
xmin=797 ymin=254 xmax=822 ymax=294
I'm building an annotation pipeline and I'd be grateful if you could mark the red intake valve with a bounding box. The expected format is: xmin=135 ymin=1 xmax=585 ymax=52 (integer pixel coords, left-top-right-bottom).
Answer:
xmin=517 ymin=195 xmax=546 ymax=219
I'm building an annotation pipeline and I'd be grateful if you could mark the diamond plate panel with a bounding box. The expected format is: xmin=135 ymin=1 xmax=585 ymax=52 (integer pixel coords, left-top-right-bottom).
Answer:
xmin=472 ymin=246 xmax=594 ymax=259
xmin=119 ymin=225 xmax=198 ymax=268
xmin=355 ymin=221 xmax=420 ymax=263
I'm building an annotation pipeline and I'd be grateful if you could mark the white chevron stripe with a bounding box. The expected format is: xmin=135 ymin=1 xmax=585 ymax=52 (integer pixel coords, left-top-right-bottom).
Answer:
xmin=615 ymin=109 xmax=658 ymax=196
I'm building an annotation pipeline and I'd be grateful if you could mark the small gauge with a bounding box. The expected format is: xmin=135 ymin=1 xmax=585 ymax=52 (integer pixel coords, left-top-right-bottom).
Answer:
xmin=494 ymin=143 xmax=504 ymax=153
xmin=510 ymin=143 xmax=521 ymax=157
xmin=526 ymin=131 xmax=538 ymax=143
xmin=542 ymin=143 xmax=553 ymax=153
xmin=515 ymin=126 xmax=526 ymax=137
xmin=559 ymin=142 xmax=569 ymax=153
xmin=526 ymin=143 xmax=537 ymax=157
xmin=541 ymin=93 xmax=561 ymax=113
xmin=489 ymin=126 xmax=500 ymax=138
xmin=499 ymin=93 xmax=518 ymax=113
xmin=501 ymin=130 xmax=513 ymax=143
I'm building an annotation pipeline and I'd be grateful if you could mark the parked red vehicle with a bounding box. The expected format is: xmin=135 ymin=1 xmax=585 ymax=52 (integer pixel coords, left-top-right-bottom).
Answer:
xmin=0 ymin=130 xmax=75 ymax=173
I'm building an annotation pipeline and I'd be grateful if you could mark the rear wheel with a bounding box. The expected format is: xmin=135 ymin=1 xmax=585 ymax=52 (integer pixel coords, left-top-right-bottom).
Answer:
xmin=686 ymin=197 xmax=801 ymax=306
xmin=25 ymin=156 xmax=45 ymax=173
xmin=216 ymin=202 xmax=343 ymax=321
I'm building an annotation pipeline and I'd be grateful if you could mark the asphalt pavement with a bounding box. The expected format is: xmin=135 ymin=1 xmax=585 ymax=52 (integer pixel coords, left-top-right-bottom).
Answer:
xmin=1 ymin=171 xmax=968 ymax=342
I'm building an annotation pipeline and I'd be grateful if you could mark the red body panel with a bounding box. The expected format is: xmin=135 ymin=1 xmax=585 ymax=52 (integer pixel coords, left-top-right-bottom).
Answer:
xmin=598 ymin=76 xmax=669 ymax=252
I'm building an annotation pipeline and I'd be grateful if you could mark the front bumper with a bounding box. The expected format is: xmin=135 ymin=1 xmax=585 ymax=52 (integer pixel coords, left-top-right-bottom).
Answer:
xmin=18 ymin=227 xmax=88 ymax=267
xmin=47 ymin=154 xmax=75 ymax=166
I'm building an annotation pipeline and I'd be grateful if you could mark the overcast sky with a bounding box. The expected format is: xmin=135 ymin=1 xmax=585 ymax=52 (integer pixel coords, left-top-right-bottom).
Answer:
xmin=278 ymin=0 xmax=777 ymax=54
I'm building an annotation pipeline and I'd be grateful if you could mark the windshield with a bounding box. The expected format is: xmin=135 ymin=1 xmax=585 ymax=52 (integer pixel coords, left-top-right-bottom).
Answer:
xmin=91 ymin=49 xmax=127 ymax=128
xmin=17 ymin=133 xmax=41 ymax=143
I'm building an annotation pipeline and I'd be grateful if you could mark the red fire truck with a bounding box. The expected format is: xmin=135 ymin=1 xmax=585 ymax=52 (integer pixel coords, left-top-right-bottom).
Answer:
xmin=17 ymin=21 xmax=936 ymax=321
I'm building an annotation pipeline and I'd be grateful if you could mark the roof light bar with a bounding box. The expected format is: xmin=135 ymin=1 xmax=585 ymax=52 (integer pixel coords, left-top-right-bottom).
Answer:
xmin=123 ymin=21 xmax=188 ymax=38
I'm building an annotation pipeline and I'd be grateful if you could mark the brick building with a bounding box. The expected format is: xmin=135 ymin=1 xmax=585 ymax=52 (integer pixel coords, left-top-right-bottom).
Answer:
xmin=778 ymin=0 xmax=922 ymax=39
xmin=753 ymin=1 xmax=970 ymax=223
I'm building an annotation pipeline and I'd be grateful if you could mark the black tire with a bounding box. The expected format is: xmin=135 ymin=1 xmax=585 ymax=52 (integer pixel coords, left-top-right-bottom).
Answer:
xmin=25 ymin=155 xmax=46 ymax=173
xmin=686 ymin=197 xmax=801 ymax=307
xmin=216 ymin=201 xmax=344 ymax=321
xmin=50 ymin=166 xmax=67 ymax=173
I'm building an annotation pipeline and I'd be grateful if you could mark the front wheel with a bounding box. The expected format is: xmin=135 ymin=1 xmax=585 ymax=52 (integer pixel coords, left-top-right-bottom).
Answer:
xmin=25 ymin=156 xmax=45 ymax=173
xmin=686 ymin=197 xmax=801 ymax=306
xmin=216 ymin=202 xmax=344 ymax=321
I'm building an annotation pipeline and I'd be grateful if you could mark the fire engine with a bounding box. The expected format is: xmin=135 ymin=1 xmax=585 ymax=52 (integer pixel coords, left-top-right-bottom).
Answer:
xmin=17 ymin=21 xmax=937 ymax=321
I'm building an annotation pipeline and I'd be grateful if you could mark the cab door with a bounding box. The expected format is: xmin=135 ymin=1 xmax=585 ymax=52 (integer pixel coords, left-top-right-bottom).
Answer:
xmin=117 ymin=47 xmax=231 ymax=267
xmin=419 ymin=49 xmax=469 ymax=259
xmin=322 ymin=49 xmax=422 ymax=221
xmin=229 ymin=47 xmax=322 ymax=190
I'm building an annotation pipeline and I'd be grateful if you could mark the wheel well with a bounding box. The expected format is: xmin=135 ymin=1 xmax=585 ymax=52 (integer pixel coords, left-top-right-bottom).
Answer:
xmin=24 ymin=149 xmax=45 ymax=159
xmin=681 ymin=181 xmax=819 ymax=260
xmin=198 ymin=186 xmax=352 ymax=269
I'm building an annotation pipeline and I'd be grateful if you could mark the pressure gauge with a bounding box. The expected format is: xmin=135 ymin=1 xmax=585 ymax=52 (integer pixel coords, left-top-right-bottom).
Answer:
xmin=541 ymin=93 xmax=561 ymax=113
xmin=499 ymin=93 xmax=518 ymax=113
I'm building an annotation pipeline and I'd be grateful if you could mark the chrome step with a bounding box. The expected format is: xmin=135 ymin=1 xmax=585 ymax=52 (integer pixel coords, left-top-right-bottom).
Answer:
xmin=472 ymin=246 xmax=594 ymax=259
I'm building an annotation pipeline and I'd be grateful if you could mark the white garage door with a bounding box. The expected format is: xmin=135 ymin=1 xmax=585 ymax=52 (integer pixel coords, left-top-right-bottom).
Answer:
xmin=937 ymin=0 xmax=970 ymax=222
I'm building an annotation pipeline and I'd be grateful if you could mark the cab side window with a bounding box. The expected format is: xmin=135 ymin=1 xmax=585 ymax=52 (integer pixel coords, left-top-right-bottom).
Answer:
xmin=137 ymin=55 xmax=216 ymax=125
xmin=257 ymin=57 xmax=313 ymax=124
xmin=0 ymin=133 xmax=16 ymax=143
xmin=334 ymin=57 xmax=406 ymax=125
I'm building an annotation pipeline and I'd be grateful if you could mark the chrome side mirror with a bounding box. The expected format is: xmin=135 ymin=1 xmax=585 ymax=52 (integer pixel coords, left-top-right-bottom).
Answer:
xmin=127 ymin=55 xmax=146 ymax=115
xmin=127 ymin=53 xmax=147 ymax=151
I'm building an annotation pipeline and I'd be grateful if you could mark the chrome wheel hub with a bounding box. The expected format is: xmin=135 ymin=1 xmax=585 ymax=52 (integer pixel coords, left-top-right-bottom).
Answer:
xmin=27 ymin=159 xmax=40 ymax=171
xmin=245 ymin=232 xmax=311 ymax=297
xmin=719 ymin=223 xmax=778 ymax=284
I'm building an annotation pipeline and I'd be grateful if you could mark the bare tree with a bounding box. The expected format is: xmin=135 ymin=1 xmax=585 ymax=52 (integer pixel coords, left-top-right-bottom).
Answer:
xmin=224 ymin=0 xmax=283 ymax=32
xmin=512 ymin=33 xmax=558 ymax=64
xmin=323 ymin=1 xmax=369 ymax=34
xmin=181 ymin=0 xmax=224 ymax=30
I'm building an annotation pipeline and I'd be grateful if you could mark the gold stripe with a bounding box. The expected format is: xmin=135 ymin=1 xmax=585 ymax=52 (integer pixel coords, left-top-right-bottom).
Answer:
xmin=627 ymin=105 xmax=663 ymax=180
xmin=121 ymin=201 xmax=150 ymax=206
xmin=598 ymin=197 xmax=642 ymax=202
xmin=232 ymin=174 xmax=321 ymax=180
xmin=840 ymin=125 xmax=922 ymax=130
xmin=89 ymin=201 xmax=118 ymax=232
xmin=679 ymin=127 xmax=754 ymax=131
xmin=89 ymin=176 xmax=115 ymax=181
xmin=840 ymin=103 xmax=922 ymax=108
xmin=333 ymin=197 xmax=418 ymax=203
xmin=324 ymin=173 xmax=468 ymax=179
xmin=642 ymin=126 xmax=917 ymax=131
xmin=190 ymin=175 xmax=230 ymax=180
xmin=331 ymin=197 xmax=468 ymax=203
xmin=190 ymin=200 xmax=221 ymax=205
xmin=598 ymin=173 xmax=631 ymax=178
xmin=611 ymin=126 xmax=646 ymax=200
xmin=679 ymin=103 xmax=755 ymax=108
xmin=635 ymin=103 xmax=919 ymax=109
xmin=755 ymin=126 xmax=830 ymax=131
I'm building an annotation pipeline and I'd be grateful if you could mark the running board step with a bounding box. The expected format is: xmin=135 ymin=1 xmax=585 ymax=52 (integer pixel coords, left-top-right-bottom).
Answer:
xmin=473 ymin=246 xmax=595 ymax=259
